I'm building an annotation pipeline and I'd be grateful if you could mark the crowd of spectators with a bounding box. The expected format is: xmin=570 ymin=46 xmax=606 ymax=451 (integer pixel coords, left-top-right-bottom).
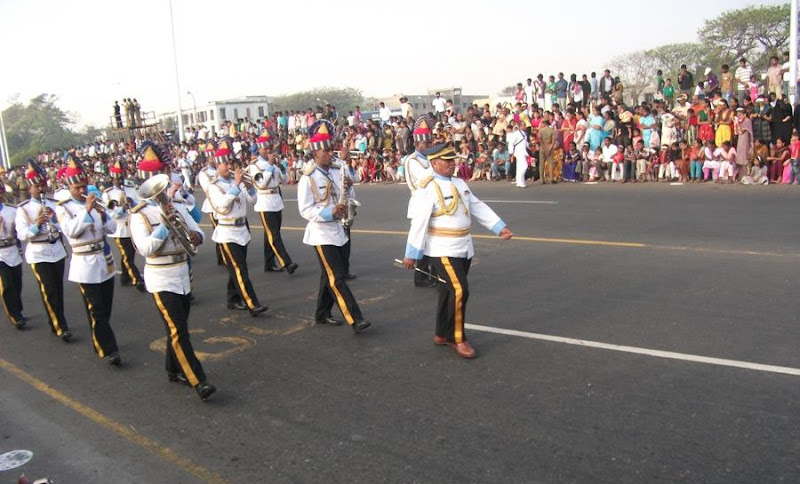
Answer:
xmin=14 ymin=54 xmax=800 ymax=198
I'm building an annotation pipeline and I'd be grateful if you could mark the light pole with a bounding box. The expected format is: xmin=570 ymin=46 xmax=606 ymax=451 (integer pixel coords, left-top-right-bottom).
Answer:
xmin=0 ymin=108 xmax=9 ymax=169
xmin=791 ymin=0 xmax=798 ymax=105
xmin=187 ymin=91 xmax=197 ymax=126
xmin=169 ymin=0 xmax=185 ymax=142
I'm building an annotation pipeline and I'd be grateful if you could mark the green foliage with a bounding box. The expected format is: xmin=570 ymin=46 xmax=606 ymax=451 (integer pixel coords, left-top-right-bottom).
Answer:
xmin=610 ymin=3 xmax=792 ymax=95
xmin=269 ymin=87 xmax=364 ymax=115
xmin=2 ymin=93 xmax=100 ymax=166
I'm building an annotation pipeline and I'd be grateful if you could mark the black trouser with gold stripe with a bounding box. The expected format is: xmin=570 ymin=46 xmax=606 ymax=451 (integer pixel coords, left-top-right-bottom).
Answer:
xmin=220 ymin=242 xmax=261 ymax=309
xmin=30 ymin=260 xmax=69 ymax=336
xmin=343 ymin=227 xmax=352 ymax=274
xmin=77 ymin=278 xmax=118 ymax=358
xmin=0 ymin=261 xmax=24 ymax=325
xmin=207 ymin=214 xmax=225 ymax=266
xmin=314 ymin=245 xmax=363 ymax=325
xmin=152 ymin=291 xmax=205 ymax=387
xmin=430 ymin=257 xmax=471 ymax=343
xmin=258 ymin=210 xmax=293 ymax=270
xmin=112 ymin=237 xmax=141 ymax=285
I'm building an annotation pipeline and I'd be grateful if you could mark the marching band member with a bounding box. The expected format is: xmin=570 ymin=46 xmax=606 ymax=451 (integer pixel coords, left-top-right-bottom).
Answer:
xmin=403 ymin=143 xmax=513 ymax=359
xmin=0 ymin=186 xmax=26 ymax=329
xmin=198 ymin=140 xmax=225 ymax=266
xmin=129 ymin=143 xmax=216 ymax=401
xmin=103 ymin=157 xmax=143 ymax=291
xmin=298 ymin=121 xmax=371 ymax=333
xmin=15 ymin=160 xmax=71 ymax=341
xmin=403 ymin=115 xmax=436 ymax=288
xmin=53 ymin=167 xmax=71 ymax=202
xmin=56 ymin=157 xmax=121 ymax=365
xmin=207 ymin=137 xmax=269 ymax=317
xmin=252 ymin=130 xmax=297 ymax=274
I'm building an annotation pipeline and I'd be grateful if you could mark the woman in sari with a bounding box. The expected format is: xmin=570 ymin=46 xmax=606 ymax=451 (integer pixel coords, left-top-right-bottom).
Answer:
xmin=561 ymin=110 xmax=576 ymax=152
xmin=587 ymin=107 xmax=606 ymax=151
xmin=639 ymin=106 xmax=656 ymax=150
xmin=602 ymin=110 xmax=617 ymax=144
xmin=562 ymin=142 xmax=580 ymax=182
xmin=735 ymin=108 xmax=753 ymax=180
xmin=697 ymin=99 xmax=715 ymax=143
xmin=573 ymin=110 xmax=588 ymax=148
xmin=714 ymin=100 xmax=734 ymax=147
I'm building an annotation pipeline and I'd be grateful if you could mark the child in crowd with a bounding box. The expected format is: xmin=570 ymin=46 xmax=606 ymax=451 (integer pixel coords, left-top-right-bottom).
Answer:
xmin=686 ymin=109 xmax=697 ymax=145
xmin=741 ymin=156 xmax=769 ymax=185
xmin=689 ymin=140 xmax=703 ymax=182
xmin=789 ymin=132 xmax=800 ymax=185
xmin=677 ymin=140 xmax=690 ymax=183
xmin=714 ymin=140 xmax=737 ymax=183
xmin=702 ymin=140 xmax=718 ymax=181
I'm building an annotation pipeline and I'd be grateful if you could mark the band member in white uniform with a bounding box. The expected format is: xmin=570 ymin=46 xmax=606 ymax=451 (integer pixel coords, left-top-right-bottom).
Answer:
xmin=403 ymin=143 xmax=513 ymax=359
xmin=298 ymin=120 xmax=371 ymax=333
xmin=403 ymin=115 xmax=436 ymax=287
xmin=15 ymin=160 xmax=71 ymax=341
xmin=56 ymin=157 xmax=120 ymax=365
xmin=103 ymin=157 xmax=143 ymax=291
xmin=508 ymin=123 xmax=529 ymax=188
xmin=207 ymin=137 xmax=269 ymax=317
xmin=198 ymin=140 xmax=225 ymax=266
xmin=0 ymin=188 xmax=25 ymax=329
xmin=129 ymin=142 xmax=216 ymax=401
xmin=252 ymin=130 xmax=297 ymax=274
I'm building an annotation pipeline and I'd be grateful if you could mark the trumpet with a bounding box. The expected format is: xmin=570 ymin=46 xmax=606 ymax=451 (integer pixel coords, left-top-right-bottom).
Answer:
xmin=137 ymin=174 xmax=198 ymax=256
xmin=80 ymin=193 xmax=110 ymax=212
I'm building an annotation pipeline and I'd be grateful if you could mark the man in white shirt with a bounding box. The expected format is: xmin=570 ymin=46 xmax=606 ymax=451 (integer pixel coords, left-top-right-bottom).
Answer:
xmin=399 ymin=96 xmax=412 ymax=119
xmin=524 ymin=78 xmax=535 ymax=106
xmin=378 ymin=102 xmax=391 ymax=127
xmin=507 ymin=123 xmax=529 ymax=188
xmin=734 ymin=58 xmax=753 ymax=99
xmin=431 ymin=92 xmax=447 ymax=122
xmin=600 ymin=137 xmax=619 ymax=181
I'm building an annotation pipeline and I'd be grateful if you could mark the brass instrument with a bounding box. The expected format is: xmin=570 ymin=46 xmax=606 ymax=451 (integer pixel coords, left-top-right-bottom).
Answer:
xmin=243 ymin=164 xmax=269 ymax=190
xmin=39 ymin=194 xmax=61 ymax=243
xmin=79 ymin=193 xmax=111 ymax=212
xmin=336 ymin=160 xmax=360 ymax=228
xmin=137 ymin=174 xmax=198 ymax=256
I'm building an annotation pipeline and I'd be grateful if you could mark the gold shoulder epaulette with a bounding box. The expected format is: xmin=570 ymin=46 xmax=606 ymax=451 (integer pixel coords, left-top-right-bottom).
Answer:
xmin=130 ymin=201 xmax=147 ymax=214
xmin=17 ymin=199 xmax=29 ymax=207
xmin=418 ymin=175 xmax=434 ymax=188
xmin=46 ymin=197 xmax=57 ymax=202
xmin=103 ymin=186 xmax=113 ymax=192
xmin=302 ymin=163 xmax=317 ymax=176
xmin=56 ymin=198 xmax=71 ymax=206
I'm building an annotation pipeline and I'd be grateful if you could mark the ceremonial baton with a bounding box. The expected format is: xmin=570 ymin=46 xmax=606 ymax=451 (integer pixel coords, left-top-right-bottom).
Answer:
xmin=393 ymin=259 xmax=447 ymax=284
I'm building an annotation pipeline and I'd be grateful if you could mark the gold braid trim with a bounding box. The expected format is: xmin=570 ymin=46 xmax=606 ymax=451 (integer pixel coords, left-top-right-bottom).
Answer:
xmin=431 ymin=180 xmax=467 ymax=217
xmin=307 ymin=176 xmax=332 ymax=204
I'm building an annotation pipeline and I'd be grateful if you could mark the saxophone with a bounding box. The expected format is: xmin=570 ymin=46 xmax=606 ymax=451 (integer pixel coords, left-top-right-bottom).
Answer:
xmin=337 ymin=160 xmax=360 ymax=228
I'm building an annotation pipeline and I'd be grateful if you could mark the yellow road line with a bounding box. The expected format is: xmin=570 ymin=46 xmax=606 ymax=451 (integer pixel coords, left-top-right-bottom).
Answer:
xmin=0 ymin=357 xmax=228 ymax=484
xmin=198 ymin=224 xmax=797 ymax=257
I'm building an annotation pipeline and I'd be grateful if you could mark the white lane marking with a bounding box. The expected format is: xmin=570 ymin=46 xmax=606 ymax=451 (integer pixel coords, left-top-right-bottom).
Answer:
xmin=284 ymin=198 xmax=297 ymax=202
xmin=481 ymin=200 xmax=558 ymax=204
xmin=0 ymin=450 xmax=33 ymax=471
xmin=466 ymin=324 xmax=800 ymax=377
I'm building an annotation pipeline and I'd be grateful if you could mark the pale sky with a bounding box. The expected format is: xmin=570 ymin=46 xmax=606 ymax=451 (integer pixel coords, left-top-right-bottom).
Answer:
xmin=0 ymin=0 xmax=786 ymax=128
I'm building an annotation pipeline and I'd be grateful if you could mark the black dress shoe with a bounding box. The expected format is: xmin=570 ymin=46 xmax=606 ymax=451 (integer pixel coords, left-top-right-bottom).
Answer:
xmin=135 ymin=282 xmax=146 ymax=293
xmin=286 ymin=262 xmax=298 ymax=275
xmin=265 ymin=266 xmax=284 ymax=272
xmin=352 ymin=320 xmax=371 ymax=334
xmin=12 ymin=317 xmax=26 ymax=330
xmin=227 ymin=302 xmax=248 ymax=310
xmin=108 ymin=352 xmax=121 ymax=366
xmin=168 ymin=372 xmax=190 ymax=385
xmin=315 ymin=316 xmax=344 ymax=326
xmin=60 ymin=330 xmax=73 ymax=342
xmin=344 ymin=273 xmax=357 ymax=280
xmin=196 ymin=382 xmax=216 ymax=401
xmin=120 ymin=280 xmax=132 ymax=287
xmin=250 ymin=305 xmax=269 ymax=317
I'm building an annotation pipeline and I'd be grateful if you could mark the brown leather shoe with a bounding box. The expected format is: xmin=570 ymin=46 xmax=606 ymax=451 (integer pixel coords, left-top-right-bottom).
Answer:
xmin=453 ymin=341 xmax=476 ymax=359
xmin=433 ymin=336 xmax=449 ymax=346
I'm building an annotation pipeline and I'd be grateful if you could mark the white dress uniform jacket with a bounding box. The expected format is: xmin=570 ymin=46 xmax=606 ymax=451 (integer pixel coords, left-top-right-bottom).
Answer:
xmin=54 ymin=188 xmax=71 ymax=202
xmin=252 ymin=157 xmax=287 ymax=213
xmin=405 ymin=174 xmax=506 ymax=260
xmin=207 ymin=176 xmax=255 ymax=245
xmin=297 ymin=163 xmax=353 ymax=247
xmin=102 ymin=185 xmax=139 ymax=238
xmin=129 ymin=201 xmax=203 ymax=295
xmin=56 ymin=199 xmax=117 ymax=284
xmin=403 ymin=151 xmax=432 ymax=218
xmin=0 ymin=204 xmax=22 ymax=267
xmin=15 ymin=197 xmax=67 ymax=264
xmin=197 ymin=166 xmax=217 ymax=214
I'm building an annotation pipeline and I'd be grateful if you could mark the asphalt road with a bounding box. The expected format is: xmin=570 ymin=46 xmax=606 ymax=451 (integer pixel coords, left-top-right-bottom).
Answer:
xmin=1 ymin=181 xmax=799 ymax=483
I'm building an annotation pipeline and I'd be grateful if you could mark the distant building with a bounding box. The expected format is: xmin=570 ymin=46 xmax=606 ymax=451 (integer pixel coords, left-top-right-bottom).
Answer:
xmin=374 ymin=87 xmax=487 ymax=117
xmin=156 ymin=96 xmax=270 ymax=135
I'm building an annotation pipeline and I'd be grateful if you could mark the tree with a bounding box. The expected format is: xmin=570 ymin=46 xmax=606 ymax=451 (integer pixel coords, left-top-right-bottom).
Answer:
xmin=498 ymin=85 xmax=517 ymax=96
xmin=2 ymin=94 xmax=98 ymax=166
xmin=609 ymin=50 xmax=658 ymax=105
xmin=645 ymin=43 xmax=707 ymax=79
xmin=698 ymin=3 xmax=791 ymax=72
xmin=269 ymin=87 xmax=365 ymax=115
